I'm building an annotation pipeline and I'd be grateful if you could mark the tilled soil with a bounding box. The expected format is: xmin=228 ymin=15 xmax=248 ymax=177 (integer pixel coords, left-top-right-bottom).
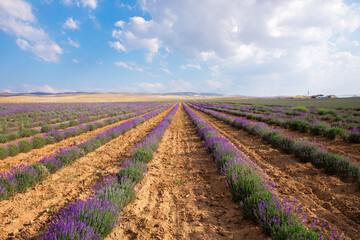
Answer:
xmin=190 ymin=106 xmax=360 ymax=240
xmin=0 ymin=109 xmax=159 ymax=172
xmin=0 ymin=107 xmax=173 ymax=240
xmin=106 ymin=104 xmax=267 ymax=240
xmin=212 ymin=109 xmax=360 ymax=164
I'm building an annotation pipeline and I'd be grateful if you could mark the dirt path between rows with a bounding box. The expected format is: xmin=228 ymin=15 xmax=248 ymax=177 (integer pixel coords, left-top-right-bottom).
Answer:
xmin=211 ymin=109 xmax=360 ymax=164
xmin=0 ymin=108 xmax=159 ymax=172
xmin=106 ymin=104 xmax=267 ymax=240
xmin=0 ymin=107 xmax=173 ymax=240
xmin=190 ymin=106 xmax=360 ymax=240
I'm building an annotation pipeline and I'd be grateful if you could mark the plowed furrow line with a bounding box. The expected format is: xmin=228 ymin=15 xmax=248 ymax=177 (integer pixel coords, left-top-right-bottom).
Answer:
xmin=0 ymin=107 xmax=173 ymax=240
xmin=106 ymin=104 xmax=266 ymax=240
xmin=190 ymin=106 xmax=360 ymax=240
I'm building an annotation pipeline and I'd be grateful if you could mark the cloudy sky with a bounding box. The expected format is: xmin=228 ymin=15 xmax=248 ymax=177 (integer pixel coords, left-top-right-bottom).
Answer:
xmin=0 ymin=0 xmax=359 ymax=96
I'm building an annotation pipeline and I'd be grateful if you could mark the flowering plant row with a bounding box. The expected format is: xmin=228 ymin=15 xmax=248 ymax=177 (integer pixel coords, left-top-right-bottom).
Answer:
xmin=0 ymin=104 xmax=166 ymax=160
xmin=0 ymin=106 xmax=171 ymax=201
xmin=42 ymin=104 xmax=179 ymax=239
xmin=0 ymin=103 xmax=165 ymax=144
xmin=1 ymin=108 xmax=128 ymax=143
xmin=0 ymin=102 xmax=147 ymax=135
xmin=199 ymin=102 xmax=360 ymax=143
xmin=217 ymin=103 xmax=360 ymax=126
xmin=183 ymin=104 xmax=341 ymax=240
xmin=190 ymin=103 xmax=360 ymax=184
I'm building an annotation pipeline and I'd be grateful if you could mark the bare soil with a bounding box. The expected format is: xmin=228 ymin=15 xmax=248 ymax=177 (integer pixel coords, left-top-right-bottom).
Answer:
xmin=0 ymin=107 xmax=173 ymax=240
xmin=190 ymin=106 xmax=360 ymax=240
xmin=106 ymin=104 xmax=267 ymax=240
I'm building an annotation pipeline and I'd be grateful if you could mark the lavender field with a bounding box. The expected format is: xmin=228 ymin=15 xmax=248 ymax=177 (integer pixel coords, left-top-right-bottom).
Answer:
xmin=1 ymin=0 xmax=360 ymax=239
xmin=0 ymin=102 xmax=359 ymax=240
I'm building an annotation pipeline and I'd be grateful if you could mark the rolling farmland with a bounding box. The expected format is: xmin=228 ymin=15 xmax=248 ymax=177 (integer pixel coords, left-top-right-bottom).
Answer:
xmin=0 ymin=101 xmax=359 ymax=240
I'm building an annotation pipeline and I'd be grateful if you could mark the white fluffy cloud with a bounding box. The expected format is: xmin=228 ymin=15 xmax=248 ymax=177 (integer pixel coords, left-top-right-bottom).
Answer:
xmin=112 ymin=0 xmax=360 ymax=95
xmin=112 ymin=29 xmax=122 ymax=39
xmin=129 ymin=0 xmax=360 ymax=60
xmin=114 ymin=21 xmax=125 ymax=28
xmin=81 ymin=0 xmax=97 ymax=9
xmin=63 ymin=17 xmax=80 ymax=29
xmin=109 ymin=41 xmax=125 ymax=52
xmin=181 ymin=64 xmax=201 ymax=70
xmin=0 ymin=0 xmax=62 ymax=62
xmin=22 ymin=84 xmax=59 ymax=93
xmin=114 ymin=61 xmax=143 ymax=72
xmin=68 ymin=37 xmax=80 ymax=48
xmin=111 ymin=16 xmax=160 ymax=62
xmin=62 ymin=0 xmax=98 ymax=9
xmin=162 ymin=68 xmax=170 ymax=74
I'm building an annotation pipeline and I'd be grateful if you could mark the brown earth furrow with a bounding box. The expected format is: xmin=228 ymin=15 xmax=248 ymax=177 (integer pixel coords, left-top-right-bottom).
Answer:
xmin=106 ymin=104 xmax=267 ymax=240
xmin=0 ymin=108 xmax=160 ymax=172
xmin=0 ymin=107 xmax=173 ymax=240
xmin=211 ymin=109 xmax=360 ymax=164
xmin=190 ymin=106 xmax=360 ymax=240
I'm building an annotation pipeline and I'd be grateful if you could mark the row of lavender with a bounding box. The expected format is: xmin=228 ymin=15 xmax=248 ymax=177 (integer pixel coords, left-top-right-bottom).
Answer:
xmin=189 ymin=103 xmax=360 ymax=185
xmin=42 ymin=104 xmax=179 ymax=239
xmin=0 ymin=105 xmax=172 ymax=201
xmin=0 ymin=102 xmax=156 ymax=141
xmin=198 ymin=102 xmax=360 ymax=143
xmin=183 ymin=104 xmax=341 ymax=240
xmin=0 ymin=104 xmax=166 ymax=160
xmin=0 ymin=102 xmax=137 ymax=122
xmin=0 ymin=103 xmax=127 ymax=132
xmin=1 ymin=109 xmax=123 ymax=142
xmin=223 ymin=103 xmax=360 ymax=126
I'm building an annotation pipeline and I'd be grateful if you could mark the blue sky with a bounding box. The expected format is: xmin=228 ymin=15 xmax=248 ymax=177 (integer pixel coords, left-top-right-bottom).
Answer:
xmin=0 ymin=0 xmax=360 ymax=96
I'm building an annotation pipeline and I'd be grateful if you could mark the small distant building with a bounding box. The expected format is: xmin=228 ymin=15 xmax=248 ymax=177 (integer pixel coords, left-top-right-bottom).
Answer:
xmin=311 ymin=94 xmax=324 ymax=99
xmin=326 ymin=95 xmax=337 ymax=98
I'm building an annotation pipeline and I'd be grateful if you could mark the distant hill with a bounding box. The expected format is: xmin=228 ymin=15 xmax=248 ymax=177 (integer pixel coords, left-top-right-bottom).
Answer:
xmin=0 ymin=92 xmax=12 ymax=96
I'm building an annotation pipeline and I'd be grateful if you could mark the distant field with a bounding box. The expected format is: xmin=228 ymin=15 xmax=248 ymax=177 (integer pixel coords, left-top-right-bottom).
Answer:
xmin=215 ymin=97 xmax=360 ymax=109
